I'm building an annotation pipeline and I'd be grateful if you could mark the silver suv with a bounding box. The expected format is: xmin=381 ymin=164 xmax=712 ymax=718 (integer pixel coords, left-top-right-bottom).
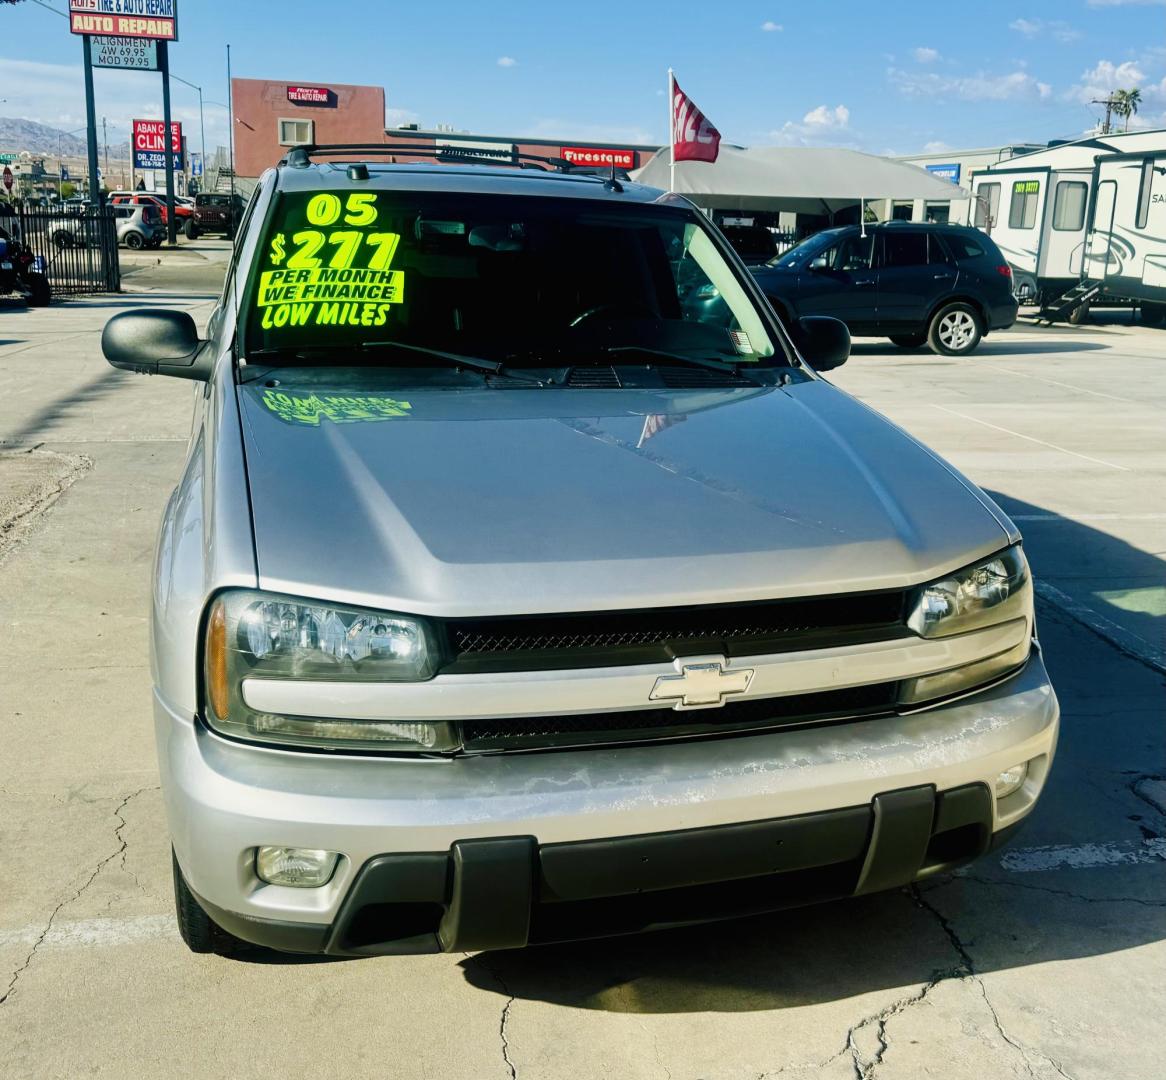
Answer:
xmin=102 ymin=147 xmax=1059 ymax=958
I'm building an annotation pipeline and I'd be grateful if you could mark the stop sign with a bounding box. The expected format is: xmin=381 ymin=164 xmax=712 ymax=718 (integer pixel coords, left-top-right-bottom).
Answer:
xmin=2 ymin=166 xmax=12 ymax=192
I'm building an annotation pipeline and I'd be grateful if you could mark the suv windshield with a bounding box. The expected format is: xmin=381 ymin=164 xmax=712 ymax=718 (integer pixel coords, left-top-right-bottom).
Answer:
xmin=243 ymin=190 xmax=781 ymax=367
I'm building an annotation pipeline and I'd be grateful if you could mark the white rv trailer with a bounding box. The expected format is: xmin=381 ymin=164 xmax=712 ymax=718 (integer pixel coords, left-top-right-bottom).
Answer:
xmin=969 ymin=129 xmax=1166 ymax=319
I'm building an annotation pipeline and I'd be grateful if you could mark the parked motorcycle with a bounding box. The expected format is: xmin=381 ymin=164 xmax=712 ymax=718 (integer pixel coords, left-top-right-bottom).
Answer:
xmin=0 ymin=211 xmax=51 ymax=306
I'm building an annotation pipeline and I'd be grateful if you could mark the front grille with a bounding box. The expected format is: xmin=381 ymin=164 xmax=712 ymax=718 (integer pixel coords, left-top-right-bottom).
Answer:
xmin=441 ymin=591 xmax=907 ymax=672
xmin=459 ymin=681 xmax=898 ymax=752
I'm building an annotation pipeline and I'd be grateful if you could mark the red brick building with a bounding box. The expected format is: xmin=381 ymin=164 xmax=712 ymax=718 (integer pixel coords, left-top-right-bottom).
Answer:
xmin=230 ymin=76 xmax=660 ymax=179
xmin=231 ymin=78 xmax=388 ymax=178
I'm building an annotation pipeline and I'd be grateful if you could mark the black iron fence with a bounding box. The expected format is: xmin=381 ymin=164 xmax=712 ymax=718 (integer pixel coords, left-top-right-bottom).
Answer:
xmin=10 ymin=206 xmax=120 ymax=296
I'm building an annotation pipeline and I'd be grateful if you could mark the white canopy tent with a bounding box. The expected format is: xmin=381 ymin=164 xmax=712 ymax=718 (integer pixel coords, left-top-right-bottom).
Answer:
xmin=631 ymin=146 xmax=969 ymax=216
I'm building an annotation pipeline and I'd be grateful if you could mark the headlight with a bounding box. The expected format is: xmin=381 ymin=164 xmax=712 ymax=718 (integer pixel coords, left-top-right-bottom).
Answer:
xmin=203 ymin=590 xmax=457 ymax=752
xmin=907 ymin=545 xmax=1030 ymax=638
xmin=900 ymin=546 xmax=1033 ymax=705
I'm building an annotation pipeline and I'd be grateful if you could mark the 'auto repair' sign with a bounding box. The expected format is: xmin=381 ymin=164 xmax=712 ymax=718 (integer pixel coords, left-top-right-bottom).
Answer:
xmin=69 ymin=0 xmax=179 ymax=41
xmin=133 ymin=119 xmax=183 ymax=170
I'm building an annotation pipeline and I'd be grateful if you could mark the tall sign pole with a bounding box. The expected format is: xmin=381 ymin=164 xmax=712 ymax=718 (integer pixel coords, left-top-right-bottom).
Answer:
xmin=82 ymin=35 xmax=101 ymax=205
xmin=159 ymin=40 xmax=178 ymax=244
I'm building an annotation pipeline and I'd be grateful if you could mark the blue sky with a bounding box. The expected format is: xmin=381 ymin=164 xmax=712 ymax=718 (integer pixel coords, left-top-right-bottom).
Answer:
xmin=2 ymin=0 xmax=1164 ymax=156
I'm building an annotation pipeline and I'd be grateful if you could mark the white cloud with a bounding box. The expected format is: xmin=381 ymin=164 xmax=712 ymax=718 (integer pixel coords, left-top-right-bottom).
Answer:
xmin=913 ymin=47 xmax=940 ymax=64
xmin=767 ymin=104 xmax=853 ymax=146
xmin=0 ymin=56 xmax=230 ymax=154
xmin=497 ymin=56 xmax=517 ymax=68
xmin=1008 ymin=17 xmax=1081 ymax=42
xmin=385 ymin=107 xmax=419 ymax=128
xmin=923 ymin=140 xmax=952 ymax=152
xmin=760 ymin=20 xmax=783 ymax=31
xmin=1066 ymin=59 xmax=1146 ymax=103
xmin=889 ymin=66 xmax=1052 ymax=101
xmin=802 ymin=104 xmax=849 ymax=128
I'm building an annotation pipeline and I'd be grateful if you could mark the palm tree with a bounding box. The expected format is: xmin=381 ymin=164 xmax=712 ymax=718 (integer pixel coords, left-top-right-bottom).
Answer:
xmin=1113 ymin=88 xmax=1142 ymax=132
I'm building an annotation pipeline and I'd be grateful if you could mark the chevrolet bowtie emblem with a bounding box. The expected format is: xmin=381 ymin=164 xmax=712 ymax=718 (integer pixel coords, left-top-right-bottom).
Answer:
xmin=649 ymin=658 xmax=755 ymax=710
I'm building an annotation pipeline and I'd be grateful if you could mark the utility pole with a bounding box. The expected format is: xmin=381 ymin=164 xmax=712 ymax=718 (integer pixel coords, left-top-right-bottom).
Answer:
xmin=1092 ymin=95 xmax=1119 ymax=135
xmin=159 ymin=39 xmax=178 ymax=245
xmin=81 ymin=35 xmax=101 ymax=206
xmin=226 ymin=44 xmax=236 ymax=204
xmin=102 ymin=116 xmax=109 ymax=179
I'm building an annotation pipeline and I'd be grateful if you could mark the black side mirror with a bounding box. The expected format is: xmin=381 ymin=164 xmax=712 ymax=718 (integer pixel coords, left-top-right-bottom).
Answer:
xmin=793 ymin=315 xmax=850 ymax=372
xmin=102 ymin=309 xmax=212 ymax=381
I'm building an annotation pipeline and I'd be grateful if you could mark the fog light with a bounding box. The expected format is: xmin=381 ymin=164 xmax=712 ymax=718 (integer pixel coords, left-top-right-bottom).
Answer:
xmin=994 ymin=762 xmax=1028 ymax=800
xmin=255 ymin=846 xmax=339 ymax=888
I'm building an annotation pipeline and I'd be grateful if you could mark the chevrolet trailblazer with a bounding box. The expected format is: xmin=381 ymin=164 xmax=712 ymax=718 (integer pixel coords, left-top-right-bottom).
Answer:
xmin=102 ymin=145 xmax=1058 ymax=957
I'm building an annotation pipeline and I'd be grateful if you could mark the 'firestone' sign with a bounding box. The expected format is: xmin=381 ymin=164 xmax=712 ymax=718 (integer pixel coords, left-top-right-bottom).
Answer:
xmin=561 ymin=146 xmax=637 ymax=170
xmin=69 ymin=0 xmax=179 ymax=41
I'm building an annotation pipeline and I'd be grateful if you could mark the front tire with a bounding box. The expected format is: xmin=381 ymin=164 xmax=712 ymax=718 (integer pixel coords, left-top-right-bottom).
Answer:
xmin=26 ymin=273 xmax=51 ymax=307
xmin=889 ymin=333 xmax=926 ymax=348
xmin=1140 ymin=302 xmax=1164 ymax=327
xmin=124 ymin=231 xmax=144 ymax=250
xmin=1067 ymin=302 xmax=1090 ymax=326
xmin=928 ymin=302 xmax=982 ymax=356
xmin=184 ymin=219 xmax=199 ymax=240
xmin=172 ymin=849 xmax=242 ymax=956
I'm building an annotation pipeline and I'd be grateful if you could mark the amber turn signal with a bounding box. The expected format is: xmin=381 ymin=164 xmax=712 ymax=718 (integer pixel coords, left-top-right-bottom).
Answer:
xmin=205 ymin=600 xmax=230 ymax=721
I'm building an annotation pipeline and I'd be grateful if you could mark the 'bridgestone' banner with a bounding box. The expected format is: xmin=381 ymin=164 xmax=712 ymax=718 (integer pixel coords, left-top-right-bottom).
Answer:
xmin=69 ymin=0 xmax=178 ymax=41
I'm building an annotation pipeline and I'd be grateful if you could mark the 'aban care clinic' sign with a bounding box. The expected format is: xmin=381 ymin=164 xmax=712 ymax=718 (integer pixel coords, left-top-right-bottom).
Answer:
xmin=92 ymin=35 xmax=158 ymax=69
xmin=561 ymin=146 xmax=636 ymax=170
xmin=69 ymin=0 xmax=178 ymax=41
xmin=133 ymin=119 xmax=183 ymax=170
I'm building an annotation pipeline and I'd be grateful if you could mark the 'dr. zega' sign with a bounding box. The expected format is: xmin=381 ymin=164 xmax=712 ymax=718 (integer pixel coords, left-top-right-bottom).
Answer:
xmin=69 ymin=0 xmax=179 ymax=42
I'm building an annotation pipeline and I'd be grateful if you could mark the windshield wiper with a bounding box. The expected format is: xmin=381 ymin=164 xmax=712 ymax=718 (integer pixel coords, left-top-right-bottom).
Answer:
xmin=246 ymin=341 xmax=543 ymax=383
xmin=595 ymin=346 xmax=748 ymax=377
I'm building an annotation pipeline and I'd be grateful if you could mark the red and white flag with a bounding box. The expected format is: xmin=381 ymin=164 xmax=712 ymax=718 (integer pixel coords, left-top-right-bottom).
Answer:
xmin=671 ymin=76 xmax=721 ymax=164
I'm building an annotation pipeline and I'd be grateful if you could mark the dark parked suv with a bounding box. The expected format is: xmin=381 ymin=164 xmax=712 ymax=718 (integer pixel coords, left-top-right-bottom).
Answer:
xmin=750 ymin=223 xmax=1018 ymax=356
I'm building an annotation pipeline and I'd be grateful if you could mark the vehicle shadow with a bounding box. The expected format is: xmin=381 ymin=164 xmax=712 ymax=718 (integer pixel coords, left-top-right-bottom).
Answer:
xmin=848 ymin=340 xmax=1108 ymax=358
xmin=453 ymin=501 xmax=1165 ymax=1013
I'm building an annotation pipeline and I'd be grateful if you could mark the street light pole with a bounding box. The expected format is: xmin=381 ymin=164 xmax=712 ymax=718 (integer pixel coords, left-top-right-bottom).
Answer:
xmin=169 ymin=72 xmax=208 ymax=193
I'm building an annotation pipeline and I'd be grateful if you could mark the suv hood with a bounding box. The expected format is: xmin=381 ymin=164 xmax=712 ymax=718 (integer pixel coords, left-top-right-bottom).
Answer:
xmin=237 ymin=379 xmax=1010 ymax=616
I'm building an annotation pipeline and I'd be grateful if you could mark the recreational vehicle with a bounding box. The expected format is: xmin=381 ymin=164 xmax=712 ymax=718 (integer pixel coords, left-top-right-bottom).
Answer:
xmin=970 ymin=129 xmax=1166 ymax=323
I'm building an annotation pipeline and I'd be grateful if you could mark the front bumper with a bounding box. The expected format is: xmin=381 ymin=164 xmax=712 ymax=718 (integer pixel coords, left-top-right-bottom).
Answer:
xmin=159 ymin=652 xmax=1058 ymax=955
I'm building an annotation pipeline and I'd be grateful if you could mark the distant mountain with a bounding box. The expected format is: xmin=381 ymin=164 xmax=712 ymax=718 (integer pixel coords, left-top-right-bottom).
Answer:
xmin=0 ymin=117 xmax=130 ymax=160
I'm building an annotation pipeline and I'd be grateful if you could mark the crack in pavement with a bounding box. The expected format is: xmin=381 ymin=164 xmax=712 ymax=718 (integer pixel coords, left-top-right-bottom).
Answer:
xmin=0 ymin=786 xmax=156 ymax=1007
xmin=469 ymin=954 xmax=518 ymax=1080
xmin=949 ymin=872 xmax=1166 ymax=908
xmin=910 ymin=886 xmax=1078 ymax=1080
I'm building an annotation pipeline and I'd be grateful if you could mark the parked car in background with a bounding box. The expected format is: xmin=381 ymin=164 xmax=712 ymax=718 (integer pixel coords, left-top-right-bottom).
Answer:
xmin=749 ymin=222 xmax=1018 ymax=356
xmin=720 ymin=224 xmax=779 ymax=266
xmin=109 ymin=192 xmax=193 ymax=226
xmin=102 ymin=152 xmax=1057 ymax=959
xmin=113 ymin=202 xmax=165 ymax=249
xmin=184 ymin=192 xmax=245 ymax=239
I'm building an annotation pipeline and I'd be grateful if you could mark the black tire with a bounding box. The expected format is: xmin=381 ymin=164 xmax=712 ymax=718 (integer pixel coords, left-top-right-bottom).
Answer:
xmin=26 ymin=273 xmax=51 ymax=307
xmin=1140 ymin=302 xmax=1165 ymax=327
xmin=927 ymin=302 xmax=982 ymax=356
xmin=52 ymin=230 xmax=74 ymax=251
xmin=124 ymin=231 xmax=144 ymax=250
xmin=889 ymin=333 xmax=926 ymax=348
xmin=172 ymin=849 xmax=241 ymax=956
xmin=1067 ymin=302 xmax=1090 ymax=326
xmin=184 ymin=219 xmax=199 ymax=240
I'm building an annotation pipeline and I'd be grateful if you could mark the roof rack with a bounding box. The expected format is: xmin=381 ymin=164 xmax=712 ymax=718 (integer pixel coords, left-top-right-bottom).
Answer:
xmin=281 ymin=143 xmax=575 ymax=172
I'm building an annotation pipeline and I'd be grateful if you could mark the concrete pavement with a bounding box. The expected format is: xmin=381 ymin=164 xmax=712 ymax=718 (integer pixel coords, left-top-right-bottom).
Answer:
xmin=0 ymin=266 xmax=1163 ymax=1079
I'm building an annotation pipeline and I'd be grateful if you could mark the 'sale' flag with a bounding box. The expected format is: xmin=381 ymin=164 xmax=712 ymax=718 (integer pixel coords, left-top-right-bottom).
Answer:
xmin=671 ymin=78 xmax=722 ymax=163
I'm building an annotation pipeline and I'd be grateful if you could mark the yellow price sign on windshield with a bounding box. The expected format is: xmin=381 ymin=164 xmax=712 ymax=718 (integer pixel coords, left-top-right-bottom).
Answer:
xmin=255 ymin=193 xmax=406 ymax=331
